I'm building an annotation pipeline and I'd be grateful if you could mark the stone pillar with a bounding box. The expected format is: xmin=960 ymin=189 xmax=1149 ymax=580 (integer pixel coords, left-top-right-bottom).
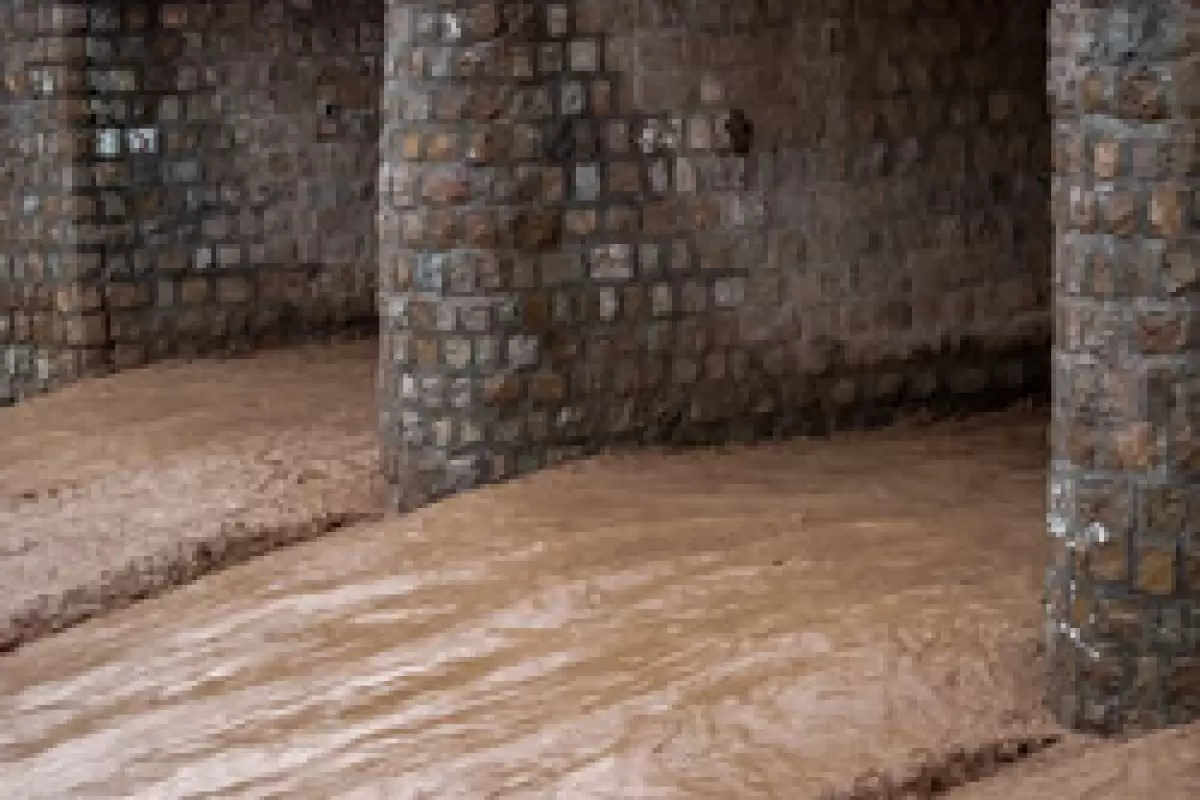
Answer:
xmin=1045 ymin=0 xmax=1199 ymax=731
xmin=0 ymin=2 xmax=104 ymax=404
xmin=378 ymin=2 xmax=577 ymax=508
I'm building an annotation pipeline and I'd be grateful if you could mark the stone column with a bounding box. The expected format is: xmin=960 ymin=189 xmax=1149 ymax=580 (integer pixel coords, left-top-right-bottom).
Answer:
xmin=1045 ymin=0 xmax=1199 ymax=731
xmin=378 ymin=2 xmax=577 ymax=508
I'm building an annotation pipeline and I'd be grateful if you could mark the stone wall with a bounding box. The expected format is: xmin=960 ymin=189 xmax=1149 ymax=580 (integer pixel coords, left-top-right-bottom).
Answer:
xmin=378 ymin=0 xmax=1053 ymax=507
xmin=1 ymin=0 xmax=383 ymax=401
xmin=93 ymin=0 xmax=384 ymax=369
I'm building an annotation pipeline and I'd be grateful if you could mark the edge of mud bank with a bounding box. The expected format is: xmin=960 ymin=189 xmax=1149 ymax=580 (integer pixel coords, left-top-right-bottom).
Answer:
xmin=817 ymin=733 xmax=1066 ymax=799
xmin=0 ymin=509 xmax=383 ymax=656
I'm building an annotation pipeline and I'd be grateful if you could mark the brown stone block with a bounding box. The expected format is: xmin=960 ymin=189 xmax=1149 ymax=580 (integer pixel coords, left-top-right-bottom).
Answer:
xmin=428 ymin=133 xmax=457 ymax=161
xmin=1095 ymin=595 xmax=1144 ymax=643
xmin=622 ymin=285 xmax=644 ymax=318
xmin=1068 ymin=187 xmax=1098 ymax=232
xmin=512 ymin=210 xmax=561 ymax=251
xmin=423 ymin=173 xmax=471 ymax=205
xmin=1079 ymin=651 xmax=1126 ymax=695
xmin=106 ymin=282 xmax=149 ymax=310
xmin=1056 ymin=131 xmax=1085 ymax=175
xmin=1081 ymin=69 xmax=1109 ymax=114
xmin=605 ymin=206 xmax=638 ymax=234
xmin=1150 ymin=185 xmax=1187 ymax=236
xmin=465 ymin=131 xmax=494 ymax=165
xmin=54 ymin=286 xmax=82 ymax=314
xmin=591 ymin=80 xmax=612 ymax=115
xmin=33 ymin=314 xmax=57 ymax=344
xmin=402 ymin=134 xmax=423 ymax=160
xmin=1169 ymin=423 xmax=1199 ymax=472
xmin=1084 ymin=248 xmax=1118 ymax=296
xmin=1078 ymin=478 xmax=1133 ymax=534
xmin=175 ymin=307 xmax=206 ymax=337
xmin=1094 ymin=140 xmax=1121 ymax=179
xmin=641 ymin=201 xmax=678 ymax=236
xmin=390 ymin=257 xmax=413 ymax=293
xmin=523 ymin=295 xmax=552 ymax=332
xmin=65 ymin=313 xmax=107 ymax=347
xmin=1100 ymin=189 xmax=1140 ymax=235
xmin=1186 ymin=542 xmax=1200 ymax=591
xmin=1113 ymin=422 xmax=1159 ymax=471
xmin=1164 ymin=245 xmax=1198 ymax=295
xmin=414 ymin=337 xmax=439 ymax=370
xmin=565 ymin=209 xmax=597 ymax=237
xmin=429 ymin=212 xmax=457 ymax=247
xmin=1166 ymin=659 xmax=1200 ymax=708
xmin=408 ymin=300 xmax=437 ymax=331
xmin=1135 ymin=305 xmax=1189 ymax=354
xmin=464 ymin=212 xmax=496 ymax=248
xmin=217 ymin=277 xmax=252 ymax=305
xmin=529 ymin=373 xmax=565 ymax=403
xmin=1090 ymin=539 xmax=1129 ymax=582
xmin=12 ymin=312 xmax=32 ymax=343
xmin=1116 ymin=68 xmax=1168 ymax=121
xmin=467 ymin=3 xmax=500 ymax=37
xmin=1136 ymin=546 xmax=1177 ymax=596
xmin=483 ymin=374 xmax=522 ymax=405
xmin=401 ymin=213 xmax=424 ymax=245
xmin=1140 ymin=487 xmax=1187 ymax=537
xmin=608 ymin=161 xmax=640 ymax=193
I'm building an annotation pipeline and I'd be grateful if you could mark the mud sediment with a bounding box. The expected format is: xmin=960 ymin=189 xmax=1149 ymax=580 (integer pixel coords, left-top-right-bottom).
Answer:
xmin=0 ymin=341 xmax=382 ymax=655
xmin=1 ymin=509 xmax=382 ymax=654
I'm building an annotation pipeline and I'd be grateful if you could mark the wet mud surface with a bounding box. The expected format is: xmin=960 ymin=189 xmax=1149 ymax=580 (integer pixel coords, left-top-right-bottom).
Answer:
xmin=0 ymin=342 xmax=382 ymax=652
xmin=1 ymin=345 xmax=1197 ymax=797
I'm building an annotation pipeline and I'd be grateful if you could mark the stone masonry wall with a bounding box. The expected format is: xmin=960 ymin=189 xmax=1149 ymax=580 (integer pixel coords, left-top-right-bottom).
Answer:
xmin=1044 ymin=0 xmax=1199 ymax=732
xmin=89 ymin=0 xmax=384 ymax=369
xmin=2 ymin=0 xmax=384 ymax=400
xmin=378 ymin=0 xmax=1053 ymax=507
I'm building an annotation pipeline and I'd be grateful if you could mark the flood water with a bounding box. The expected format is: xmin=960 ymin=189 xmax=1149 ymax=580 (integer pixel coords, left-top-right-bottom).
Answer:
xmin=1 ymin=399 xmax=1197 ymax=797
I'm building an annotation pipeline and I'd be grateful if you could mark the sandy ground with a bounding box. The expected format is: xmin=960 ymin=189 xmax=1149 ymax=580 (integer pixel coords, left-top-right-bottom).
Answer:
xmin=0 ymin=341 xmax=383 ymax=652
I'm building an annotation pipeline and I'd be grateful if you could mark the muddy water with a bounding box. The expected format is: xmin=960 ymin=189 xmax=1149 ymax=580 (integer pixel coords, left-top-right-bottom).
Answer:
xmin=0 ymin=403 xmax=1196 ymax=797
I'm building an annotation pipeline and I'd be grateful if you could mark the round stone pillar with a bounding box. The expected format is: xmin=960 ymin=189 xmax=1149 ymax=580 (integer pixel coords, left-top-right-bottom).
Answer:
xmin=1045 ymin=0 xmax=1199 ymax=731
xmin=377 ymin=1 xmax=577 ymax=508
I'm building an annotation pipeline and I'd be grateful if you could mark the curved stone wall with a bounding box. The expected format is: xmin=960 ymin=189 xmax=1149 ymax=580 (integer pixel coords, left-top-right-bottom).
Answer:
xmin=378 ymin=0 xmax=1054 ymax=508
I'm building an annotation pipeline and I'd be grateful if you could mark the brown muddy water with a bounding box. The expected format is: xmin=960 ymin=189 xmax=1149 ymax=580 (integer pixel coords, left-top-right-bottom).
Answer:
xmin=0 ymin=352 xmax=1197 ymax=797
